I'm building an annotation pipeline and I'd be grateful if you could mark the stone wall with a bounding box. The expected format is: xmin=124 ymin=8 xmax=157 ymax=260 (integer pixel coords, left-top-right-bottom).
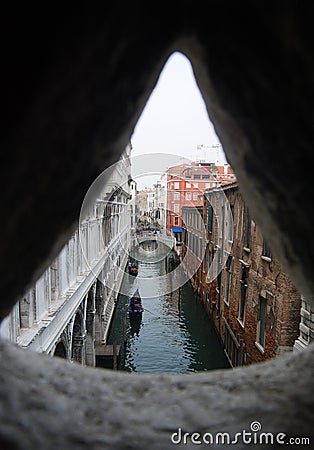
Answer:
xmin=294 ymin=298 xmax=314 ymax=351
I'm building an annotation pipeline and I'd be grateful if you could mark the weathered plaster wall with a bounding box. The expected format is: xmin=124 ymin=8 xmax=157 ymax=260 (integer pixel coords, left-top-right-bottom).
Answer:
xmin=1 ymin=3 xmax=314 ymax=449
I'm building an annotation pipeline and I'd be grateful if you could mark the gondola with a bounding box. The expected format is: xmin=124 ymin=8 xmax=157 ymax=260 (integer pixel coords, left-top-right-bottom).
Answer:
xmin=128 ymin=265 xmax=138 ymax=276
xmin=128 ymin=262 xmax=138 ymax=276
xmin=128 ymin=289 xmax=143 ymax=317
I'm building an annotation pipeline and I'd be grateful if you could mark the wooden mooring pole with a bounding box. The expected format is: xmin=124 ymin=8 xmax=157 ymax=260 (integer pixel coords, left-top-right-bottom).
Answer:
xmin=113 ymin=343 xmax=118 ymax=370
xmin=123 ymin=316 xmax=127 ymax=346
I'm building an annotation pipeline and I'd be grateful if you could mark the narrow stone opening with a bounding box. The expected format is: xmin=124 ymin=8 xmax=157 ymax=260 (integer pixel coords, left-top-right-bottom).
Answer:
xmin=1 ymin=7 xmax=314 ymax=445
xmin=0 ymin=51 xmax=303 ymax=373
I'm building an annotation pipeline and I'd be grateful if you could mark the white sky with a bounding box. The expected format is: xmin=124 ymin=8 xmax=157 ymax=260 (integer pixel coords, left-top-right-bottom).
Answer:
xmin=130 ymin=51 xmax=228 ymax=189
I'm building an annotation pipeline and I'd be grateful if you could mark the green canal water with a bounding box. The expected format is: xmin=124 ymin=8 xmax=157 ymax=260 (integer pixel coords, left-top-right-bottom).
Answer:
xmin=108 ymin=243 xmax=230 ymax=374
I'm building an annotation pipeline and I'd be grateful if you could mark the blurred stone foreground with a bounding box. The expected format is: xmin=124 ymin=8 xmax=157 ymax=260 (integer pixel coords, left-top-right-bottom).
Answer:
xmin=1 ymin=339 xmax=314 ymax=448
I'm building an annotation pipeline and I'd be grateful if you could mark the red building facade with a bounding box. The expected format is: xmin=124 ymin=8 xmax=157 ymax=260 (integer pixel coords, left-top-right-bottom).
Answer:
xmin=166 ymin=162 xmax=235 ymax=242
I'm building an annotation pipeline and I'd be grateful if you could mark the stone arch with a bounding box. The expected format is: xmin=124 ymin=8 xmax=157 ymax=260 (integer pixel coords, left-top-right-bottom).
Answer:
xmin=18 ymin=297 xmax=30 ymax=329
xmin=53 ymin=341 xmax=67 ymax=359
xmin=71 ymin=308 xmax=85 ymax=365
xmin=51 ymin=327 xmax=71 ymax=360
xmin=1 ymin=4 xmax=314 ymax=448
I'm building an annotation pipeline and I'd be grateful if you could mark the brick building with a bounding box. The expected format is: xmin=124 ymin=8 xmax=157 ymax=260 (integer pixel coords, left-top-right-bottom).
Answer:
xmin=182 ymin=182 xmax=302 ymax=367
xmin=166 ymin=162 xmax=235 ymax=242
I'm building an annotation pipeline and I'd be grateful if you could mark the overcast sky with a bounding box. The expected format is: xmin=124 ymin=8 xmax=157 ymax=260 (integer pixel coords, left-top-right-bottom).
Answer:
xmin=130 ymin=52 xmax=228 ymax=188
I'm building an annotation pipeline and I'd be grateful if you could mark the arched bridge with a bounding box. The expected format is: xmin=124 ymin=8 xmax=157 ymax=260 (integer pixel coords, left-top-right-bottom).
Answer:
xmin=135 ymin=231 xmax=176 ymax=250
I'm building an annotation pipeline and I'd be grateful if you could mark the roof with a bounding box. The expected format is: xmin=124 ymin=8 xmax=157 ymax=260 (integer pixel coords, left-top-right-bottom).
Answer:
xmin=204 ymin=181 xmax=238 ymax=194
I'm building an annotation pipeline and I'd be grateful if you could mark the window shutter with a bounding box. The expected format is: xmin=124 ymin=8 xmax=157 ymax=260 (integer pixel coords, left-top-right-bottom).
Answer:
xmin=208 ymin=206 xmax=213 ymax=232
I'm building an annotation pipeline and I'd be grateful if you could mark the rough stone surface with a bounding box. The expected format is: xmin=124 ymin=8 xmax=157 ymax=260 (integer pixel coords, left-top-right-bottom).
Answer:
xmin=1 ymin=3 xmax=314 ymax=449
xmin=0 ymin=340 xmax=313 ymax=449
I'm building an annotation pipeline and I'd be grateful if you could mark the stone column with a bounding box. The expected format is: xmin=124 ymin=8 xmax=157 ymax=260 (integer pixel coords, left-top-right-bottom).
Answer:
xmin=85 ymin=289 xmax=96 ymax=367
xmin=71 ymin=334 xmax=86 ymax=365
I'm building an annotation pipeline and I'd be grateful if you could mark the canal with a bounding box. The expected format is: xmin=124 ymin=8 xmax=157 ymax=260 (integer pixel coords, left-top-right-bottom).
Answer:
xmin=108 ymin=241 xmax=230 ymax=374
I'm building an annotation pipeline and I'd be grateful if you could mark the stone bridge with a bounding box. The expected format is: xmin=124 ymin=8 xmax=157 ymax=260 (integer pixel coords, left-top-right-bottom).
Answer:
xmin=135 ymin=231 xmax=176 ymax=250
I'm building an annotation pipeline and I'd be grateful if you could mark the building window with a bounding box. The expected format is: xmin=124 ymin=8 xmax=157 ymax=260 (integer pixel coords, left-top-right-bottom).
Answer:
xmin=245 ymin=211 xmax=251 ymax=249
xmin=224 ymin=255 xmax=232 ymax=305
xmin=194 ymin=237 xmax=198 ymax=257
xmin=207 ymin=206 xmax=213 ymax=233
xmin=256 ymin=296 xmax=267 ymax=349
xmin=173 ymin=204 xmax=179 ymax=213
xmin=220 ymin=204 xmax=225 ymax=240
xmin=206 ymin=248 xmax=212 ymax=272
xmin=174 ymin=216 xmax=179 ymax=226
xmin=186 ymin=192 xmax=191 ymax=200
xmin=174 ymin=182 xmax=179 ymax=189
xmin=174 ymin=192 xmax=180 ymax=200
xmin=262 ymin=240 xmax=272 ymax=259
xmin=203 ymin=244 xmax=208 ymax=272
xmin=205 ymin=182 xmax=210 ymax=188
xmin=229 ymin=205 xmax=234 ymax=241
xmin=238 ymin=265 xmax=249 ymax=324
xmin=183 ymin=229 xmax=188 ymax=246
xmin=198 ymin=237 xmax=202 ymax=259
xmin=193 ymin=193 xmax=198 ymax=200
xmin=193 ymin=182 xmax=198 ymax=188
xmin=216 ymin=247 xmax=222 ymax=294
xmin=186 ymin=182 xmax=191 ymax=188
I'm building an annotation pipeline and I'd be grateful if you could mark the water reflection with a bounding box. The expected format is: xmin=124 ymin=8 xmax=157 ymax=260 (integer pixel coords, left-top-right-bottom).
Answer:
xmin=108 ymin=242 xmax=230 ymax=374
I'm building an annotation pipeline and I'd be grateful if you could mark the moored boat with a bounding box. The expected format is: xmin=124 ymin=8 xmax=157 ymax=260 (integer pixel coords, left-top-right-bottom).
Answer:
xmin=128 ymin=262 xmax=138 ymax=276
xmin=128 ymin=289 xmax=143 ymax=317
